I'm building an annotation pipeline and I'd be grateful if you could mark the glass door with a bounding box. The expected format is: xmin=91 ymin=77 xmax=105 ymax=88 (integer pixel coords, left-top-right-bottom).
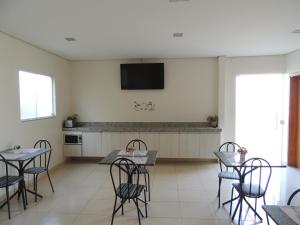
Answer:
xmin=235 ymin=74 xmax=289 ymax=164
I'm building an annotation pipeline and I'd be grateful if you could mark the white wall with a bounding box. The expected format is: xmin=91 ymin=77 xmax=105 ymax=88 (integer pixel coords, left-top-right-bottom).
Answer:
xmin=0 ymin=32 xmax=71 ymax=166
xmin=0 ymin=29 xmax=292 ymax=167
xmin=286 ymin=50 xmax=300 ymax=74
xmin=71 ymin=58 xmax=218 ymax=122
xmin=218 ymin=55 xmax=286 ymax=143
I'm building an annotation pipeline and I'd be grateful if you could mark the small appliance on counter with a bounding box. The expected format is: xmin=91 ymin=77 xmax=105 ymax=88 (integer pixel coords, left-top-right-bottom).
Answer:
xmin=64 ymin=119 xmax=75 ymax=128
xmin=63 ymin=114 xmax=78 ymax=128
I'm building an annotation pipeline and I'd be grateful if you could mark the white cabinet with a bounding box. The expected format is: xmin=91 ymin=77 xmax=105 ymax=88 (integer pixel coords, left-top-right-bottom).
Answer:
xmin=101 ymin=132 xmax=121 ymax=156
xmin=199 ymin=133 xmax=220 ymax=159
xmin=82 ymin=132 xmax=101 ymax=156
xmin=69 ymin=130 xmax=220 ymax=159
xmin=64 ymin=144 xmax=82 ymax=157
xmin=120 ymin=132 xmax=140 ymax=149
xmin=139 ymin=132 xmax=160 ymax=150
xmin=179 ymin=133 xmax=200 ymax=158
xmin=159 ymin=133 xmax=179 ymax=158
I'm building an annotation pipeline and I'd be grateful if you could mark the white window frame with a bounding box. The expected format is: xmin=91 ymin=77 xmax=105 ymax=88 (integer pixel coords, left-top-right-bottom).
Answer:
xmin=18 ymin=70 xmax=56 ymax=121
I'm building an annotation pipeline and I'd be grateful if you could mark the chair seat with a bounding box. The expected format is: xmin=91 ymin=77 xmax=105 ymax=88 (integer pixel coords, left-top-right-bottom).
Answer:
xmin=24 ymin=167 xmax=47 ymax=174
xmin=0 ymin=176 xmax=23 ymax=188
xmin=218 ymin=171 xmax=239 ymax=180
xmin=116 ymin=183 xmax=145 ymax=199
xmin=129 ymin=166 xmax=149 ymax=174
xmin=232 ymin=183 xmax=265 ymax=197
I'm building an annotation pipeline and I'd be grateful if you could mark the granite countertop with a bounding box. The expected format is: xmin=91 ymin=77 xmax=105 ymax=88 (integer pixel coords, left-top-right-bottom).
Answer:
xmin=63 ymin=122 xmax=222 ymax=133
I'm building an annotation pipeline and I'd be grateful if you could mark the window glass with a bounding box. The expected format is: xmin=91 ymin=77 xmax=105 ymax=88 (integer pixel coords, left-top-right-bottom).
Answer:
xmin=19 ymin=71 xmax=55 ymax=120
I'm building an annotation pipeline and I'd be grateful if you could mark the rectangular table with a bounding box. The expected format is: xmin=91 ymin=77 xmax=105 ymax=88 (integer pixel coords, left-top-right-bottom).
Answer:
xmin=262 ymin=205 xmax=298 ymax=225
xmin=214 ymin=151 xmax=286 ymax=223
xmin=214 ymin=151 xmax=286 ymax=168
xmin=1 ymin=148 xmax=49 ymax=162
xmin=0 ymin=147 xmax=51 ymax=205
xmin=99 ymin=150 xmax=158 ymax=166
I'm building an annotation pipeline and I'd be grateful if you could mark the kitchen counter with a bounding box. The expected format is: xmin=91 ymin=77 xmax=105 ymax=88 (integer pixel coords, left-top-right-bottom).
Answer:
xmin=63 ymin=122 xmax=222 ymax=133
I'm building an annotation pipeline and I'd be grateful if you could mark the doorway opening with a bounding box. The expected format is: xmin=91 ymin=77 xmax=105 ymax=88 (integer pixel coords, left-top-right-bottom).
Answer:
xmin=235 ymin=74 xmax=289 ymax=164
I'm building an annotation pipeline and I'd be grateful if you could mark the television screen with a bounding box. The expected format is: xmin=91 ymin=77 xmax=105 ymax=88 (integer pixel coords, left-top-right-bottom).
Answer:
xmin=121 ymin=63 xmax=164 ymax=89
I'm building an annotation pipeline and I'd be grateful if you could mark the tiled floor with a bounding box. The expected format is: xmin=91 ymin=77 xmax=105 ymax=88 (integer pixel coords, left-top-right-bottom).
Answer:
xmin=1 ymin=161 xmax=300 ymax=225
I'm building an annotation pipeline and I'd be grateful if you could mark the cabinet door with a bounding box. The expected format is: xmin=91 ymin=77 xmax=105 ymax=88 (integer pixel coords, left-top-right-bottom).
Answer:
xmin=82 ymin=132 xmax=101 ymax=156
xmin=101 ymin=132 xmax=121 ymax=156
xmin=179 ymin=133 xmax=200 ymax=158
xmin=199 ymin=133 xmax=220 ymax=159
xmin=64 ymin=145 xmax=82 ymax=157
xmin=159 ymin=133 xmax=179 ymax=158
xmin=139 ymin=132 xmax=160 ymax=150
xmin=120 ymin=132 xmax=140 ymax=149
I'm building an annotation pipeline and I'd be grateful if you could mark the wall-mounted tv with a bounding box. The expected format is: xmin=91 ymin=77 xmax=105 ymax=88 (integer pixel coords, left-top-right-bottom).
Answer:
xmin=121 ymin=63 xmax=164 ymax=90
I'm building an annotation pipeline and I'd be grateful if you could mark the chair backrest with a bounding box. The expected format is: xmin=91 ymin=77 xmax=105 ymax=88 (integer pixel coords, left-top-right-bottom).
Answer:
xmin=0 ymin=154 xmax=9 ymax=179
xmin=110 ymin=158 xmax=141 ymax=198
xmin=126 ymin=139 xmax=147 ymax=151
xmin=0 ymin=154 xmax=20 ymax=185
xmin=218 ymin=142 xmax=241 ymax=171
xmin=236 ymin=157 xmax=272 ymax=197
xmin=33 ymin=139 xmax=52 ymax=169
xmin=287 ymin=189 xmax=300 ymax=205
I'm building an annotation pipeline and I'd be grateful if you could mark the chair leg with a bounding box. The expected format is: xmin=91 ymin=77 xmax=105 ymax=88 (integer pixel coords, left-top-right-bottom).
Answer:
xmin=17 ymin=186 xmax=20 ymax=200
xmin=24 ymin=183 xmax=28 ymax=205
xmin=144 ymin=189 xmax=148 ymax=217
xmin=229 ymin=186 xmax=234 ymax=216
xmin=111 ymin=197 xmax=117 ymax=225
xmin=263 ymin=196 xmax=270 ymax=225
xmin=21 ymin=181 xmax=26 ymax=210
xmin=237 ymin=197 xmax=243 ymax=225
xmin=144 ymin=174 xmax=147 ymax=191
xmin=254 ymin=198 xmax=257 ymax=221
xmin=5 ymin=187 xmax=11 ymax=219
xmin=147 ymin=172 xmax=150 ymax=201
xmin=243 ymin=198 xmax=263 ymax=221
xmin=121 ymin=198 xmax=124 ymax=215
xmin=34 ymin=175 xmax=38 ymax=202
xmin=133 ymin=199 xmax=141 ymax=225
xmin=47 ymin=171 xmax=54 ymax=192
xmin=232 ymin=196 xmax=241 ymax=221
xmin=218 ymin=177 xmax=222 ymax=208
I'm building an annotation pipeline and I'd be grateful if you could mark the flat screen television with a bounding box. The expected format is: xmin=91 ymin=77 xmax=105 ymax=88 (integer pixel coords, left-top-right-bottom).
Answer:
xmin=120 ymin=63 xmax=164 ymax=89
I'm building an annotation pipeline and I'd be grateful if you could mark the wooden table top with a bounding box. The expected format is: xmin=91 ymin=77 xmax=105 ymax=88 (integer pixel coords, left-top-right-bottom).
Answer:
xmin=99 ymin=150 xmax=158 ymax=166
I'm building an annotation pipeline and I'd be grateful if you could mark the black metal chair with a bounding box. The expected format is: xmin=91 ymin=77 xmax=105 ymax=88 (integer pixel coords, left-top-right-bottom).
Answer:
xmin=287 ymin=188 xmax=300 ymax=205
xmin=230 ymin=157 xmax=272 ymax=225
xmin=126 ymin=139 xmax=151 ymax=201
xmin=24 ymin=140 xmax=54 ymax=202
xmin=217 ymin=142 xmax=241 ymax=208
xmin=0 ymin=154 xmax=26 ymax=219
xmin=110 ymin=158 xmax=148 ymax=225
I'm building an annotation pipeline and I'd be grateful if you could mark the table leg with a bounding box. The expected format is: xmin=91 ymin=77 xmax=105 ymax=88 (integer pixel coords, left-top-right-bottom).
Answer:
xmin=0 ymin=190 xmax=19 ymax=208
xmin=26 ymin=189 xmax=43 ymax=198
xmin=222 ymin=195 xmax=239 ymax=206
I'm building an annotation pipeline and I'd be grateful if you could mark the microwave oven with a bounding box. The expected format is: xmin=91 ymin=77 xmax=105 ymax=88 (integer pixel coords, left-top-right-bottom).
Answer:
xmin=63 ymin=132 xmax=82 ymax=145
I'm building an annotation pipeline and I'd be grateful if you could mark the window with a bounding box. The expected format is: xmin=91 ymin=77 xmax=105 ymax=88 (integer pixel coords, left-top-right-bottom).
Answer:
xmin=19 ymin=71 xmax=55 ymax=120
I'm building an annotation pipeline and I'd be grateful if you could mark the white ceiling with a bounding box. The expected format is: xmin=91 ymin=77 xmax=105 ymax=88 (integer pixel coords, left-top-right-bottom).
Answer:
xmin=0 ymin=0 xmax=300 ymax=60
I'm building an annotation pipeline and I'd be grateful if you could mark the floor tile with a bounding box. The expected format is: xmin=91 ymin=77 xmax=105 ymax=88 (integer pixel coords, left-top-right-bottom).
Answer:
xmin=0 ymin=161 xmax=298 ymax=225
xmin=148 ymin=202 xmax=181 ymax=218
xmin=180 ymin=202 xmax=214 ymax=219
